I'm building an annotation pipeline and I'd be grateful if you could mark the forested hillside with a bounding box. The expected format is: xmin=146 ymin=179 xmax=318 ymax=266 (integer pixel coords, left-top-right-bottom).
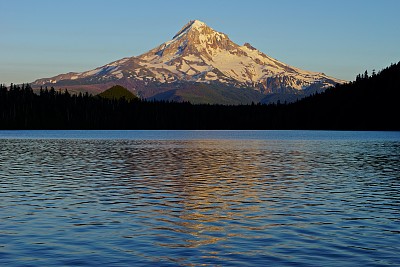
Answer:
xmin=1 ymin=62 xmax=398 ymax=130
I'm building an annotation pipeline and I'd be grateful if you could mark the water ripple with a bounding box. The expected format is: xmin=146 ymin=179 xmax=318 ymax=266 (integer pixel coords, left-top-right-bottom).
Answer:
xmin=0 ymin=136 xmax=399 ymax=266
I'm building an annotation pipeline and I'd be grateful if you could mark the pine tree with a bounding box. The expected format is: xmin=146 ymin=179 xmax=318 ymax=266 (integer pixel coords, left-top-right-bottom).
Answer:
xmin=364 ymin=70 xmax=369 ymax=79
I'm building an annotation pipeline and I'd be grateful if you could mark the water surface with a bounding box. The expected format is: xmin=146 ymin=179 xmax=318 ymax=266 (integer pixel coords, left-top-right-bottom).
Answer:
xmin=0 ymin=131 xmax=399 ymax=266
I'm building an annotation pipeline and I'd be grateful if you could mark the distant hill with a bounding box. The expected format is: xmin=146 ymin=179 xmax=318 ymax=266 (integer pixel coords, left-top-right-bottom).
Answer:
xmin=97 ymin=85 xmax=138 ymax=101
xmin=149 ymin=83 xmax=266 ymax=105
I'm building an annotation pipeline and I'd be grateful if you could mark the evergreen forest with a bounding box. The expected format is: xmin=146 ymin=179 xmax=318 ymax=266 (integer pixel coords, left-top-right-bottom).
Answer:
xmin=0 ymin=62 xmax=399 ymax=130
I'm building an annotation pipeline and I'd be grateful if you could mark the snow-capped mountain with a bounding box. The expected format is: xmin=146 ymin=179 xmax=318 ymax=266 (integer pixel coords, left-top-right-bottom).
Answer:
xmin=32 ymin=20 xmax=345 ymax=104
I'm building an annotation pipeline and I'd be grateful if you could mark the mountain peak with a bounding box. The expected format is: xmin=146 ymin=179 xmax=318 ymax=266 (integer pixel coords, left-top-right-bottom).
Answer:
xmin=172 ymin=19 xmax=208 ymax=39
xmin=32 ymin=20 xmax=346 ymax=104
xmin=189 ymin=20 xmax=206 ymax=29
xmin=144 ymin=19 xmax=231 ymax=61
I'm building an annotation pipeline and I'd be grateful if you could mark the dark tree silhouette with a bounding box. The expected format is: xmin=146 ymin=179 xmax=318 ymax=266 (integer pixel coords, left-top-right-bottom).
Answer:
xmin=0 ymin=62 xmax=399 ymax=130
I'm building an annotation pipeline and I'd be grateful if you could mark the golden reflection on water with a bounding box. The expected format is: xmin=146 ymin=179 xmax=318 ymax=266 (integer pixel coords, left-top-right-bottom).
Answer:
xmin=1 ymin=136 xmax=399 ymax=266
xmin=120 ymin=140 xmax=274 ymax=249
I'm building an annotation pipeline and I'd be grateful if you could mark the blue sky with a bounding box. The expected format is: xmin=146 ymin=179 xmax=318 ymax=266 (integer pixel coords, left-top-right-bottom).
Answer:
xmin=1 ymin=0 xmax=399 ymax=85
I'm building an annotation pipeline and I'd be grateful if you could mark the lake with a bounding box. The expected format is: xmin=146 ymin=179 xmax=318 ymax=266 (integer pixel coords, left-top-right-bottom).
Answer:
xmin=0 ymin=130 xmax=399 ymax=266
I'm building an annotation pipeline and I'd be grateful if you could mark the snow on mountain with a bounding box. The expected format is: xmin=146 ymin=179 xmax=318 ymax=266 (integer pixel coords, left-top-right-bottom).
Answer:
xmin=32 ymin=20 xmax=345 ymax=103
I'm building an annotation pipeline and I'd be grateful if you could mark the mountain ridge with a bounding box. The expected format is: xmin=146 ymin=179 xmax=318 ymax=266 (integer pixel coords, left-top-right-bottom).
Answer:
xmin=32 ymin=20 xmax=345 ymax=104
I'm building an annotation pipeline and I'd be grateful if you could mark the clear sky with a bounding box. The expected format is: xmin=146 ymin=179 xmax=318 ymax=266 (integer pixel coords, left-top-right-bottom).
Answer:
xmin=1 ymin=0 xmax=399 ymax=85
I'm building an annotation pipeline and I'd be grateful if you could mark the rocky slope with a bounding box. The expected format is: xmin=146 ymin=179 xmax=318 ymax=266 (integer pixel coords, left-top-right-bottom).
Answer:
xmin=32 ymin=20 xmax=345 ymax=104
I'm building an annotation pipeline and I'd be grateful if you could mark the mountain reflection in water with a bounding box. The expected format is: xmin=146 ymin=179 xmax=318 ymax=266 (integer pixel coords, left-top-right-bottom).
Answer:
xmin=0 ymin=135 xmax=399 ymax=266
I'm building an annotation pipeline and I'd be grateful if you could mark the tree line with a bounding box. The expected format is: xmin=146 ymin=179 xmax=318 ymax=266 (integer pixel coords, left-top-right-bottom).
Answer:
xmin=0 ymin=62 xmax=399 ymax=130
